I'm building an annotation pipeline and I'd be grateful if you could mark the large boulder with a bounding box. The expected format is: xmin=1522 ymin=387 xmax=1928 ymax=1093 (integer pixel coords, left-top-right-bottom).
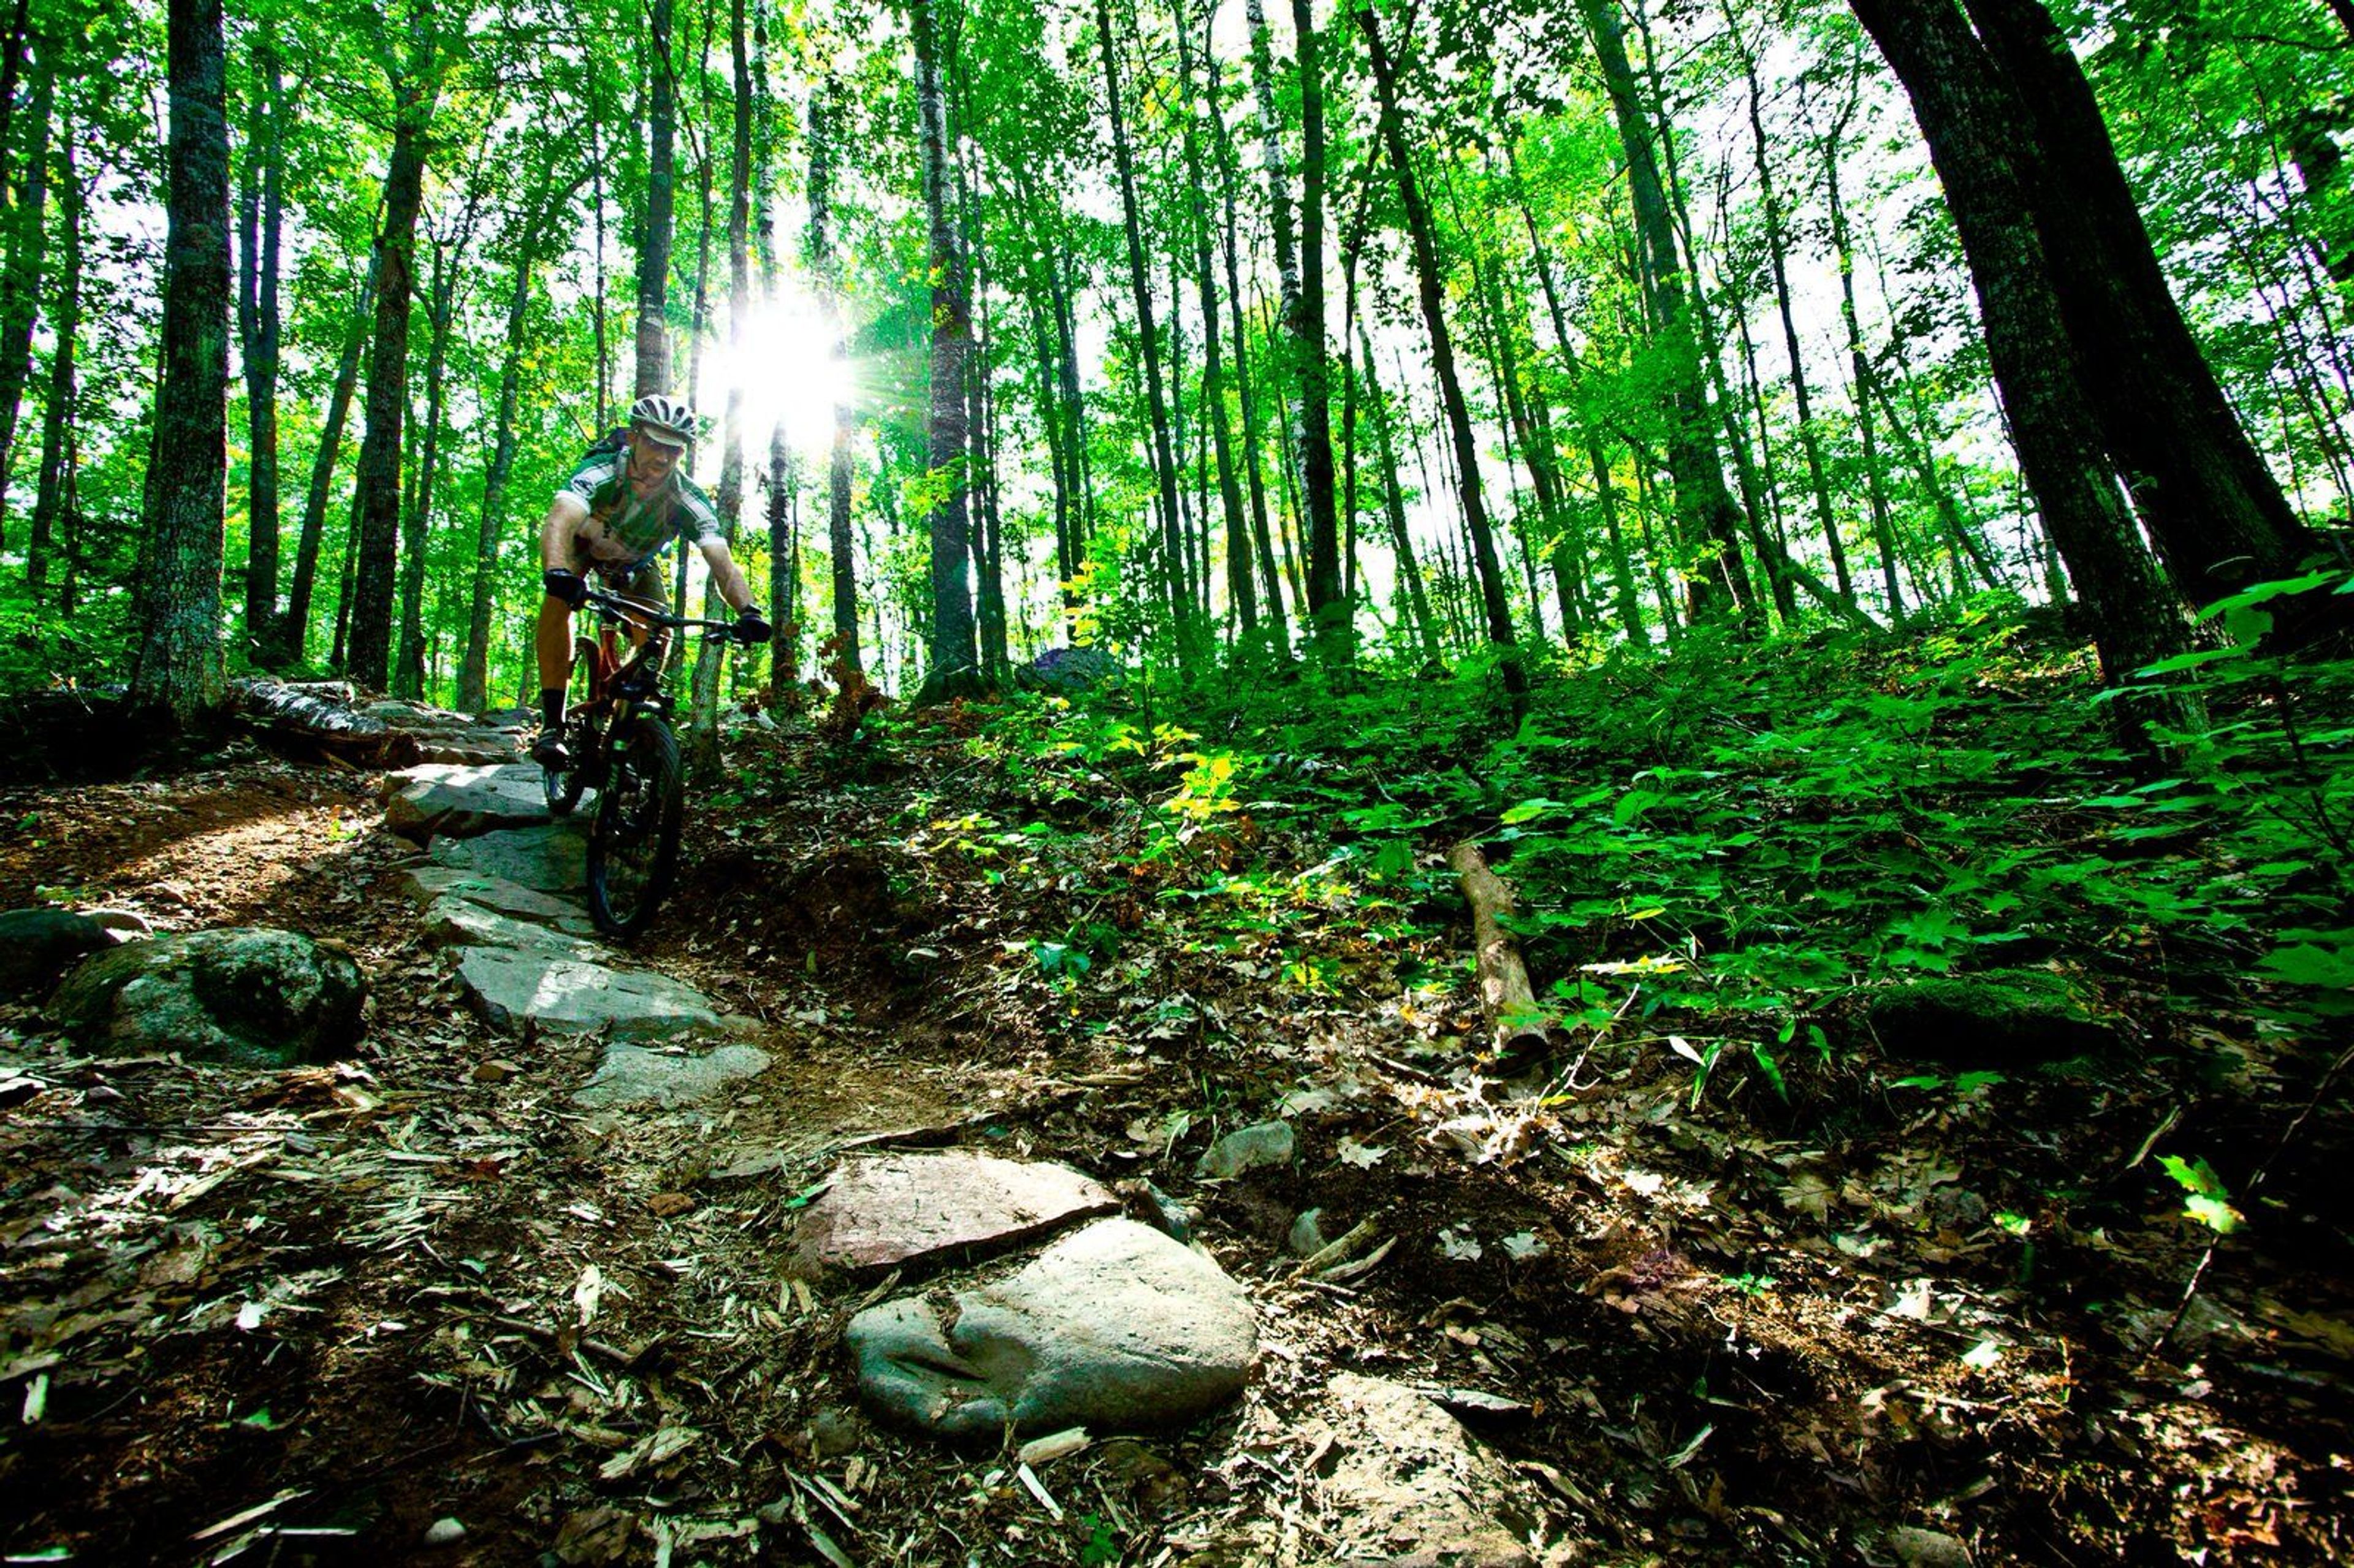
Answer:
xmin=0 ymin=908 xmax=133 ymax=998
xmin=848 ymin=1218 xmax=1257 ymax=1437
xmin=793 ymin=1152 xmax=1119 ymax=1280
xmin=48 ymin=928 xmax=365 ymax=1068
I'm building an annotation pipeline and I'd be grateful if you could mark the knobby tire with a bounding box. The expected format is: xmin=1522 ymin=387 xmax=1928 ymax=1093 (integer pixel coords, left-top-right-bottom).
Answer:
xmin=586 ymin=714 xmax=684 ymax=937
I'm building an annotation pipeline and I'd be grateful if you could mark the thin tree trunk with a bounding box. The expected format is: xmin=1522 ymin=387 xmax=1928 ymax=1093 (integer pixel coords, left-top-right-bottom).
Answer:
xmin=1361 ymin=325 xmax=1441 ymax=665
xmin=235 ymin=34 xmax=287 ymax=663
xmin=286 ymin=257 xmax=375 ymax=669
xmin=1358 ymin=5 xmax=1524 ymax=704
xmin=636 ymin=0 xmax=676 ymax=397
xmin=131 ymin=0 xmax=231 ymax=726
xmin=396 ymin=210 xmax=470 ymax=701
xmin=346 ymin=5 xmax=438 ymax=691
xmin=0 ymin=34 xmax=56 ymax=530
xmin=915 ymin=0 xmax=979 ymax=700
xmin=1097 ymin=0 xmax=1193 ymax=670
xmin=804 ymin=76 xmax=862 ymax=676
xmin=1206 ymin=35 xmax=1284 ymax=650
xmin=26 ymin=121 xmax=80 ymax=607
xmin=1286 ymin=0 xmax=1344 ymax=660
xmin=1821 ymin=110 xmax=1904 ymax=618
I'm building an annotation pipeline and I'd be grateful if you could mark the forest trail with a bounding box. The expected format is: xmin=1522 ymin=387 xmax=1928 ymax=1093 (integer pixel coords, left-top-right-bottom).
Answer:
xmin=1 ymin=702 xmax=2350 ymax=1566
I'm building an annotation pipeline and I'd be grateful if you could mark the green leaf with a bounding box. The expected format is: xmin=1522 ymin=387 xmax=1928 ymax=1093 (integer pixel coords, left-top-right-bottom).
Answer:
xmin=1612 ymin=789 xmax=1666 ymax=826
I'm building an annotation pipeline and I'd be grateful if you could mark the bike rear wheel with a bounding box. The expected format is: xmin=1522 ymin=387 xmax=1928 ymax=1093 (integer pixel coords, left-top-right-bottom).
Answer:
xmin=586 ymin=715 xmax=684 ymax=937
xmin=543 ymin=637 xmax=602 ymax=816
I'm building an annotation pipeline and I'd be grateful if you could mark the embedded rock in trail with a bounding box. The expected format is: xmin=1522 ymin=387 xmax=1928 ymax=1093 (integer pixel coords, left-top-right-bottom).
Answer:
xmin=429 ymin=823 xmax=586 ymax=894
xmin=402 ymin=866 xmax=597 ymax=937
xmin=383 ymin=763 xmax=555 ymax=843
xmin=47 ymin=927 xmax=365 ymax=1068
xmin=792 ymin=1151 xmax=1120 ymax=1280
xmin=1195 ymin=1119 xmax=1296 ymax=1179
xmin=847 ymin=1218 xmax=1257 ymax=1437
xmin=1865 ymin=972 xmax=2114 ymax=1067
xmin=575 ymin=1042 xmax=773 ymax=1108
xmin=455 ymin=947 xmax=755 ymax=1041
xmin=422 ymin=897 xmax=605 ymax=960
xmin=1298 ymin=1373 xmax=1545 ymax=1567
xmin=0 ymin=908 xmax=129 ymax=997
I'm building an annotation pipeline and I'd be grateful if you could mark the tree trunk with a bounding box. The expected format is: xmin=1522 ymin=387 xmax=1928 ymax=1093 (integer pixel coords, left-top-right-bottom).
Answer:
xmin=129 ymin=0 xmax=231 ymax=727
xmin=1821 ymin=112 xmax=1904 ymax=618
xmin=1360 ymin=326 xmax=1442 ymax=665
xmin=1097 ymin=0 xmax=1194 ymax=671
xmin=635 ymin=0 xmax=676 ymax=397
xmin=1206 ymin=34 xmax=1286 ymax=652
xmin=1286 ymin=0 xmax=1345 ymax=661
xmin=803 ymin=77 xmax=863 ymax=677
xmin=26 ymin=118 xmax=80 ymax=608
xmin=285 ymin=257 xmax=375 ymax=668
xmin=345 ymin=4 xmax=438 ymax=691
xmin=396 ymin=222 xmax=466 ymax=701
xmin=1357 ymin=6 xmax=1524 ymax=704
xmin=1960 ymin=0 xmax=2322 ymax=612
xmin=1580 ymin=0 xmax=1754 ymax=625
xmin=0 ymin=32 xmax=55 ymax=531
xmin=914 ymin=0 xmax=979 ymax=701
xmin=237 ymin=30 xmax=288 ymax=666
xmin=1849 ymin=0 xmax=2190 ymax=699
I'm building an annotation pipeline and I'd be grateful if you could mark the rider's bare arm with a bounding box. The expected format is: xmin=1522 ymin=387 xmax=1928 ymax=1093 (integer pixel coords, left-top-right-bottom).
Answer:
xmin=698 ymin=538 xmax=756 ymax=613
xmin=540 ymin=492 xmax=590 ymax=574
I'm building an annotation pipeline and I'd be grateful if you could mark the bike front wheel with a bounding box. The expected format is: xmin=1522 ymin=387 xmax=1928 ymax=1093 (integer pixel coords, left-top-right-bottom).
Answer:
xmin=543 ymin=637 xmax=601 ymax=817
xmin=586 ymin=715 xmax=685 ymax=937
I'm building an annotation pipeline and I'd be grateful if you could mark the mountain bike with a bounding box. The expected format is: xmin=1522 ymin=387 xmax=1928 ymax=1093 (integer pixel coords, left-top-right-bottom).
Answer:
xmin=541 ymin=587 xmax=740 ymax=937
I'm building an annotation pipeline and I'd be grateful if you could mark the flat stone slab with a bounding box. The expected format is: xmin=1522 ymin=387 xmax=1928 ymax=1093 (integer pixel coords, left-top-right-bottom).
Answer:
xmin=383 ymin=763 xmax=554 ymax=843
xmin=576 ymin=1042 xmax=773 ymax=1108
xmin=423 ymin=897 xmax=605 ymax=960
xmin=1300 ymin=1374 xmax=1545 ymax=1566
xmin=402 ymin=866 xmax=597 ymax=936
xmin=454 ymin=946 xmax=753 ymax=1040
xmin=793 ymin=1152 xmax=1120 ymax=1279
xmin=1195 ymin=1119 xmax=1296 ymax=1179
xmin=848 ymin=1218 xmax=1257 ymax=1437
xmin=430 ymin=823 xmax=586 ymax=894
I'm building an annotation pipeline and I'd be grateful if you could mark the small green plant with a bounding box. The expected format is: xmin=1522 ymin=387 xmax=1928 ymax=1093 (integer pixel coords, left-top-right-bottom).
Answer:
xmin=2158 ymin=1154 xmax=2243 ymax=1236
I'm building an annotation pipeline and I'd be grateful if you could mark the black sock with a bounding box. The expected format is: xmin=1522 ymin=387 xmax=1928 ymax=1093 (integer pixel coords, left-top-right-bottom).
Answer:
xmin=541 ymin=688 xmax=566 ymax=728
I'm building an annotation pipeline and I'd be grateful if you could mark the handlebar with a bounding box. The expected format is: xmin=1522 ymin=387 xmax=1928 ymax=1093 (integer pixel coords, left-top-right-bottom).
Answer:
xmin=580 ymin=587 xmax=740 ymax=636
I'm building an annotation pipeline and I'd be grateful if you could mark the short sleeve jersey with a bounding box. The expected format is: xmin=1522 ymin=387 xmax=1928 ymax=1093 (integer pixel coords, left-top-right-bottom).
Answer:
xmin=558 ymin=448 xmax=725 ymax=564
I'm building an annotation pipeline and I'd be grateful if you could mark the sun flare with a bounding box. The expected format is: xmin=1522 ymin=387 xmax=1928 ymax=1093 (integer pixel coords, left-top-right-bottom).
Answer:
xmin=701 ymin=294 xmax=848 ymax=462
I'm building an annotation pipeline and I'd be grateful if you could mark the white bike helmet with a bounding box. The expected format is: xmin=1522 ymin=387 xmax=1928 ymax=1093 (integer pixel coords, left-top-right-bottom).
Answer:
xmin=630 ymin=392 xmax=697 ymax=449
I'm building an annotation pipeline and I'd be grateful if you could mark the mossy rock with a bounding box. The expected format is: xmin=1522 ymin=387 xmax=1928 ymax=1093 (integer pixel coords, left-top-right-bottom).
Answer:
xmin=1863 ymin=971 xmax=2114 ymax=1068
xmin=49 ymin=928 xmax=365 ymax=1068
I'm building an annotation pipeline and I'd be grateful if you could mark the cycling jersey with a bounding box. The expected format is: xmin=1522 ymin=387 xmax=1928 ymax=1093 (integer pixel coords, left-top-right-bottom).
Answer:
xmin=559 ymin=447 xmax=725 ymax=566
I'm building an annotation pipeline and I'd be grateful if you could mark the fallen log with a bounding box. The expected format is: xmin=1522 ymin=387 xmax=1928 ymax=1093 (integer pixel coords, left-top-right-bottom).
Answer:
xmin=1447 ymin=840 xmax=1552 ymax=1070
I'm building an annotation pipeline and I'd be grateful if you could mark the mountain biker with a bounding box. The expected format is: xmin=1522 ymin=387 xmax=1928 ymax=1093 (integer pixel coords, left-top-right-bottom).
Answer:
xmin=531 ymin=393 xmax=771 ymax=769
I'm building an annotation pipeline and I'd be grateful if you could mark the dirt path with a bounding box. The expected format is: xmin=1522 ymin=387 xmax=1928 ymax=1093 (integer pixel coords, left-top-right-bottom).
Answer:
xmin=2 ymin=731 xmax=2348 ymax=1564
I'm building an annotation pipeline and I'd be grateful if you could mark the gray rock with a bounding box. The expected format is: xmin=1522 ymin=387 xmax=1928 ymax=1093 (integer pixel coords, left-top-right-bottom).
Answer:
xmin=429 ymin=823 xmax=586 ymax=894
xmin=48 ymin=928 xmax=365 ymax=1068
xmin=1288 ymin=1208 xmax=1330 ymax=1258
xmin=422 ymin=897 xmax=605 ymax=959
xmin=402 ymin=866 xmax=596 ymax=935
xmin=848 ymin=1217 xmax=1257 ymax=1437
xmin=795 ymin=1152 xmax=1120 ymax=1279
xmin=574 ymin=1042 xmax=773 ymax=1108
xmin=1883 ymin=1526 xmax=1973 ymax=1568
xmin=1301 ymin=1373 xmax=1542 ymax=1566
xmin=1195 ymin=1119 xmax=1296 ymax=1180
xmin=454 ymin=946 xmax=752 ymax=1040
xmin=0 ymin=908 xmax=126 ymax=998
xmin=383 ymin=763 xmax=554 ymax=843
xmin=1016 ymin=647 xmax=1120 ymax=694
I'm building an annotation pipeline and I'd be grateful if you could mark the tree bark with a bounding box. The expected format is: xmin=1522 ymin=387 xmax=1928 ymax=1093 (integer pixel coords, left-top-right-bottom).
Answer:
xmin=345 ymin=4 xmax=438 ymax=691
xmin=1360 ymin=327 xmax=1442 ymax=665
xmin=1206 ymin=36 xmax=1287 ymax=652
xmin=130 ymin=0 xmax=231 ymax=727
xmin=0 ymin=32 xmax=55 ymax=531
xmin=1287 ymin=0 xmax=1345 ymax=661
xmin=396 ymin=211 xmax=471 ymax=701
xmin=1448 ymin=840 xmax=1550 ymax=1068
xmin=1358 ymin=6 xmax=1524 ymax=704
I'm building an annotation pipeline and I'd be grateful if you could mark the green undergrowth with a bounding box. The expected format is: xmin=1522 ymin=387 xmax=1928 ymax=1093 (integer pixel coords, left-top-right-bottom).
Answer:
xmin=940 ymin=584 xmax=2353 ymax=1108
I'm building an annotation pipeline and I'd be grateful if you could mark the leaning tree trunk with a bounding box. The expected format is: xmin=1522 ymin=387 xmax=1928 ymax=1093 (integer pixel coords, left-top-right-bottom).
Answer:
xmin=1098 ymin=0 xmax=1195 ymax=672
xmin=237 ymin=29 xmax=287 ymax=666
xmin=26 ymin=116 xmax=81 ymax=608
xmin=635 ymin=0 xmax=676 ymax=397
xmin=1849 ymin=0 xmax=2191 ymax=706
xmin=913 ymin=0 xmax=980 ymax=701
xmin=129 ymin=0 xmax=231 ymax=728
xmin=345 ymin=5 xmax=438 ymax=692
xmin=1358 ymin=5 xmax=1524 ymax=705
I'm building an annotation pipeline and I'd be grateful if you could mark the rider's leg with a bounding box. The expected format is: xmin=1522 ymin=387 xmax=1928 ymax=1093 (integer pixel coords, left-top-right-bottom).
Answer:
xmin=619 ymin=557 xmax=670 ymax=674
xmin=536 ymin=594 xmax=576 ymax=726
